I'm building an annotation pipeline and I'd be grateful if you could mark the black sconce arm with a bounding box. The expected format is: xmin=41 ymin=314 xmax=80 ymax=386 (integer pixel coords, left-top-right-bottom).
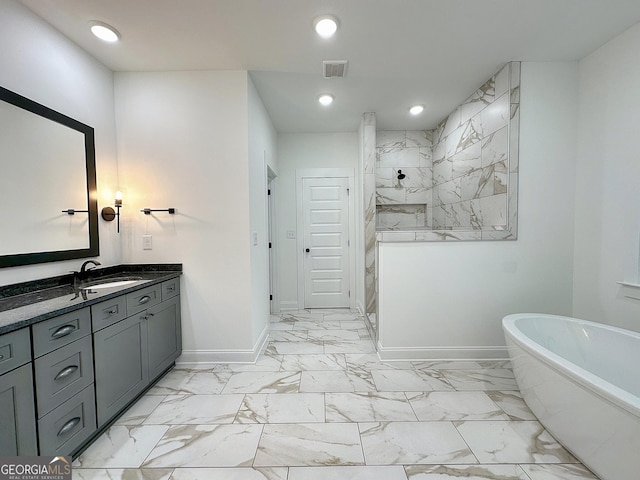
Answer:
xmin=140 ymin=208 xmax=176 ymax=215
xmin=62 ymin=209 xmax=89 ymax=215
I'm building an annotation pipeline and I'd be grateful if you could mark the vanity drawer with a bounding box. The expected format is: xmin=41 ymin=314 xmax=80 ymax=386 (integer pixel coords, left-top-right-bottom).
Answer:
xmin=91 ymin=296 xmax=127 ymax=332
xmin=38 ymin=384 xmax=96 ymax=456
xmin=126 ymin=284 xmax=162 ymax=316
xmin=0 ymin=328 xmax=31 ymax=376
xmin=32 ymin=308 xmax=91 ymax=358
xmin=161 ymin=278 xmax=180 ymax=301
xmin=34 ymin=335 xmax=94 ymax=418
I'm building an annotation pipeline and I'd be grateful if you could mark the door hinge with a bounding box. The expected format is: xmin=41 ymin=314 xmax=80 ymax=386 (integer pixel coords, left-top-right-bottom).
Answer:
xmin=270 ymin=294 xmax=273 ymax=301
xmin=269 ymin=242 xmax=272 ymax=249
xmin=347 ymin=188 xmax=350 ymax=195
xmin=268 ymin=189 xmax=271 ymax=195
xmin=348 ymin=290 xmax=351 ymax=297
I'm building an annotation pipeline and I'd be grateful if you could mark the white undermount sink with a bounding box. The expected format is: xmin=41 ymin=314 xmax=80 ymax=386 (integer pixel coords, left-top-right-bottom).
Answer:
xmin=80 ymin=277 xmax=144 ymax=290
xmin=82 ymin=280 xmax=140 ymax=290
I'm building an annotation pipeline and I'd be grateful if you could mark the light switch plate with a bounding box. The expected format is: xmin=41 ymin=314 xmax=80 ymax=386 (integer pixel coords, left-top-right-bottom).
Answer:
xmin=142 ymin=235 xmax=152 ymax=250
xmin=286 ymin=231 xmax=296 ymax=239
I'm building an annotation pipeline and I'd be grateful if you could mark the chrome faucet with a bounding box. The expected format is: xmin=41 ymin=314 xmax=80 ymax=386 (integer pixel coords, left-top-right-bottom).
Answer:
xmin=80 ymin=260 xmax=101 ymax=273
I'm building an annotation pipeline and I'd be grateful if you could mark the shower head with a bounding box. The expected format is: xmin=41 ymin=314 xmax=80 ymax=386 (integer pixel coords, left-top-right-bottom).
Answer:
xmin=397 ymin=169 xmax=406 ymax=180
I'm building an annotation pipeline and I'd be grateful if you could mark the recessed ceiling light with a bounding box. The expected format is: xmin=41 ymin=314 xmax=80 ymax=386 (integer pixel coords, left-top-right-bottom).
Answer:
xmin=409 ymin=105 xmax=425 ymax=116
xmin=313 ymin=15 xmax=339 ymax=38
xmin=318 ymin=94 xmax=334 ymax=106
xmin=90 ymin=21 xmax=121 ymax=42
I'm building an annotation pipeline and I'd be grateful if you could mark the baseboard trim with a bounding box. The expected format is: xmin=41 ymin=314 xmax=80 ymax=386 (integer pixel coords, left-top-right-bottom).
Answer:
xmin=254 ymin=322 xmax=270 ymax=357
xmin=176 ymin=323 xmax=270 ymax=366
xmin=377 ymin=343 xmax=509 ymax=361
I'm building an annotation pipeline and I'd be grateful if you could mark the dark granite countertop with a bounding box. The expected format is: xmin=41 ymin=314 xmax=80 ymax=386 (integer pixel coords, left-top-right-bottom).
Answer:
xmin=0 ymin=264 xmax=182 ymax=335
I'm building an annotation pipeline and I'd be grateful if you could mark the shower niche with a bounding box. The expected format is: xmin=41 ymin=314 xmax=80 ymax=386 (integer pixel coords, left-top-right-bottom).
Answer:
xmin=376 ymin=204 xmax=428 ymax=230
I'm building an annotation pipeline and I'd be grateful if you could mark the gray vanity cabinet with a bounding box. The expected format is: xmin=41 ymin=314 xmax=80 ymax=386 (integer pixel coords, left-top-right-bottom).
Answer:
xmin=94 ymin=280 xmax=181 ymax=427
xmin=0 ymin=328 xmax=37 ymax=455
xmin=0 ymin=273 xmax=181 ymax=457
xmin=148 ymin=294 xmax=182 ymax=380
xmin=94 ymin=312 xmax=149 ymax=427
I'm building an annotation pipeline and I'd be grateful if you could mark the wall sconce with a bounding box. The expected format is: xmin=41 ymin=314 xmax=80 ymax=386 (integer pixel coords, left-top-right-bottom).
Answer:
xmin=101 ymin=191 xmax=123 ymax=233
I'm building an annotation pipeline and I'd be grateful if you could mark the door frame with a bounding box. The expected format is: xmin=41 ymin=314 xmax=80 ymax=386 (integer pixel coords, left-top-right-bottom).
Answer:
xmin=267 ymin=164 xmax=279 ymax=314
xmin=296 ymin=168 xmax=356 ymax=310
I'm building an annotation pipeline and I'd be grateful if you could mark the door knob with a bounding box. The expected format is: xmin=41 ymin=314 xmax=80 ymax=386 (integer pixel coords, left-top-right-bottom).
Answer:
xmin=305 ymin=248 xmax=310 ymax=253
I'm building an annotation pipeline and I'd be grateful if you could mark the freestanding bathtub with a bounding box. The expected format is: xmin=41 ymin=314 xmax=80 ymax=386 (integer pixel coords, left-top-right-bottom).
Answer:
xmin=502 ymin=313 xmax=640 ymax=480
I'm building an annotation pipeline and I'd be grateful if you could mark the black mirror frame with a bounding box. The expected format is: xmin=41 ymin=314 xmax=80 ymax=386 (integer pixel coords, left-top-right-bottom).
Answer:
xmin=0 ymin=86 xmax=99 ymax=268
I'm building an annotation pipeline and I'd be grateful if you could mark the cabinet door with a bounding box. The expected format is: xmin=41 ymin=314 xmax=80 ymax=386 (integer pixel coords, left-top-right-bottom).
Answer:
xmin=94 ymin=314 xmax=148 ymax=427
xmin=147 ymin=296 xmax=182 ymax=381
xmin=0 ymin=364 xmax=38 ymax=455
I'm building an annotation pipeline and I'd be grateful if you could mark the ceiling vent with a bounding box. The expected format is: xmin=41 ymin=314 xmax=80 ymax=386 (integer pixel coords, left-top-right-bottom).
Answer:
xmin=323 ymin=60 xmax=348 ymax=78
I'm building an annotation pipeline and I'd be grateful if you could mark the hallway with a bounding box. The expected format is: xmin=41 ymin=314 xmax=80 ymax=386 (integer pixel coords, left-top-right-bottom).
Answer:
xmin=72 ymin=310 xmax=597 ymax=479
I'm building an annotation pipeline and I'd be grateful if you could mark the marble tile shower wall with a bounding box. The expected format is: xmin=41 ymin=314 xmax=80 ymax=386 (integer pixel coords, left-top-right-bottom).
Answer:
xmin=375 ymin=62 xmax=520 ymax=240
xmin=376 ymin=130 xmax=434 ymax=230
xmin=362 ymin=113 xmax=377 ymax=316
xmin=431 ymin=63 xmax=513 ymax=230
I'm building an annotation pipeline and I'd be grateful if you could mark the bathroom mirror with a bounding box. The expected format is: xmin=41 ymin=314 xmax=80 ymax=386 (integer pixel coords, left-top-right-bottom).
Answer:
xmin=0 ymin=85 xmax=99 ymax=267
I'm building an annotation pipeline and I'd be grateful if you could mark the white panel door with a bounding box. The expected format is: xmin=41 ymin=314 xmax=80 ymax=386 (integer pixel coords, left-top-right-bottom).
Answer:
xmin=302 ymin=177 xmax=350 ymax=308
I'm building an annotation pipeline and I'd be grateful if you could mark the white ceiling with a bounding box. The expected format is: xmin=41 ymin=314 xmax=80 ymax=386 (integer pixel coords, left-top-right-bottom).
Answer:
xmin=19 ymin=0 xmax=640 ymax=133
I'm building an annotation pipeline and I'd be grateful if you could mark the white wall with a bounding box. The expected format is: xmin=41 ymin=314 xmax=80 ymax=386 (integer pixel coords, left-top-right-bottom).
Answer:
xmin=378 ymin=62 xmax=578 ymax=359
xmin=276 ymin=133 xmax=359 ymax=310
xmin=247 ymin=75 xmax=278 ymax=347
xmin=573 ymin=23 xmax=640 ymax=332
xmin=0 ymin=0 xmax=119 ymax=285
xmin=115 ymin=70 xmax=257 ymax=362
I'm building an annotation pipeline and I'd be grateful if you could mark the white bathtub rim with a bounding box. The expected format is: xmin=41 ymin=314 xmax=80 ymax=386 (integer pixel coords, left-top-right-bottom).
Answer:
xmin=503 ymin=313 xmax=640 ymax=418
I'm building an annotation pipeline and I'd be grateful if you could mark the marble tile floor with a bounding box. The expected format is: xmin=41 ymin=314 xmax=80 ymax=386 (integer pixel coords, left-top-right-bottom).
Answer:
xmin=72 ymin=309 xmax=599 ymax=480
